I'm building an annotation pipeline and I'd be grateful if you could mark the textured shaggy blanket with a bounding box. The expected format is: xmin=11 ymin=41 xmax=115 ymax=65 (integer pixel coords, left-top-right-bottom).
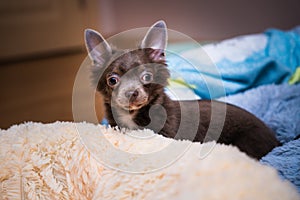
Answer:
xmin=0 ymin=122 xmax=299 ymax=199
xmin=220 ymin=83 xmax=300 ymax=192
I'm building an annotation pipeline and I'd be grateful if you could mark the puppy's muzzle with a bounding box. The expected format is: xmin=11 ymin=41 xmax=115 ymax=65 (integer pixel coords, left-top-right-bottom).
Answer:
xmin=125 ymin=90 xmax=139 ymax=102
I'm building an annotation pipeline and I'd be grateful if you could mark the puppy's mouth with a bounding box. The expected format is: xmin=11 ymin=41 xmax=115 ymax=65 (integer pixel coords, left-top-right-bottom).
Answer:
xmin=116 ymin=97 xmax=148 ymax=111
xmin=123 ymin=101 xmax=147 ymax=111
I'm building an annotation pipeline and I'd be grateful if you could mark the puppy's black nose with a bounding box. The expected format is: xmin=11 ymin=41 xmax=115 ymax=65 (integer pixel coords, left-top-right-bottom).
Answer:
xmin=125 ymin=90 xmax=139 ymax=101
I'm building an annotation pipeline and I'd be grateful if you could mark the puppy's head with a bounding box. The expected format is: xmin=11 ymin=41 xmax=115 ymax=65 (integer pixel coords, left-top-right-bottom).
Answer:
xmin=85 ymin=21 xmax=169 ymax=111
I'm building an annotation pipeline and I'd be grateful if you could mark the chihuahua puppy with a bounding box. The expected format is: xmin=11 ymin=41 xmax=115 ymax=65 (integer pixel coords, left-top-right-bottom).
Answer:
xmin=85 ymin=21 xmax=279 ymax=159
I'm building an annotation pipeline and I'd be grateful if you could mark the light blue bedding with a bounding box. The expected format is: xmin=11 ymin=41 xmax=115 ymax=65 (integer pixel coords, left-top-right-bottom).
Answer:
xmin=219 ymin=83 xmax=300 ymax=193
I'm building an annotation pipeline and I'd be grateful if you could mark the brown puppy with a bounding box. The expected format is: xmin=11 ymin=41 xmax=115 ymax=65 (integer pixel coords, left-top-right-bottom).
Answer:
xmin=85 ymin=21 xmax=279 ymax=159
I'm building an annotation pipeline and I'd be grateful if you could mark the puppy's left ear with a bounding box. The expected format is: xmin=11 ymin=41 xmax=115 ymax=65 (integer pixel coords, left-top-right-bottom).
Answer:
xmin=140 ymin=20 xmax=167 ymax=61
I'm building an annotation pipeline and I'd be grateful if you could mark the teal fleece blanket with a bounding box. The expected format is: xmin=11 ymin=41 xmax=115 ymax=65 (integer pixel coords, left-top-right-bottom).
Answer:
xmin=167 ymin=26 xmax=300 ymax=99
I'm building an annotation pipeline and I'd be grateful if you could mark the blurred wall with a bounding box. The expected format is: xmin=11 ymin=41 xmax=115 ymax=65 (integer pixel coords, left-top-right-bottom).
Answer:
xmin=98 ymin=0 xmax=300 ymax=40
xmin=0 ymin=0 xmax=101 ymax=61
xmin=1 ymin=0 xmax=299 ymax=61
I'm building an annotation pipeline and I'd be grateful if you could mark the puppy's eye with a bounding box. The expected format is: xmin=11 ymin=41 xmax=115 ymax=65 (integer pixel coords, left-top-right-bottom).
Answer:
xmin=107 ymin=75 xmax=120 ymax=87
xmin=141 ymin=72 xmax=153 ymax=83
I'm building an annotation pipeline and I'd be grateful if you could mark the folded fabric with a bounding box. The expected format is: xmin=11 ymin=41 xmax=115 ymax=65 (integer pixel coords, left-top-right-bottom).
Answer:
xmin=289 ymin=66 xmax=300 ymax=84
xmin=219 ymin=83 xmax=300 ymax=143
xmin=167 ymin=26 xmax=300 ymax=99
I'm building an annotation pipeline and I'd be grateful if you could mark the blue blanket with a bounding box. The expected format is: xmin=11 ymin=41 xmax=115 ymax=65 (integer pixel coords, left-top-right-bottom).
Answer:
xmin=219 ymin=83 xmax=300 ymax=193
xmin=167 ymin=26 xmax=300 ymax=99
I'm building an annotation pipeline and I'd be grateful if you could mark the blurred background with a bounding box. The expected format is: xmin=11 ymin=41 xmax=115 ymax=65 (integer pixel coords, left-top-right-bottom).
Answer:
xmin=0 ymin=0 xmax=299 ymax=129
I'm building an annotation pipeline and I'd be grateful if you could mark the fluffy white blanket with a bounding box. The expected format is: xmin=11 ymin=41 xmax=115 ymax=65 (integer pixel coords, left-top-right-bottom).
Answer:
xmin=0 ymin=122 xmax=299 ymax=199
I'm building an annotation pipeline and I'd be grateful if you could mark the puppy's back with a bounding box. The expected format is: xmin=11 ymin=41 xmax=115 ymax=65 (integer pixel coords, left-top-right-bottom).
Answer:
xmin=199 ymin=100 xmax=279 ymax=159
xmin=173 ymin=100 xmax=279 ymax=159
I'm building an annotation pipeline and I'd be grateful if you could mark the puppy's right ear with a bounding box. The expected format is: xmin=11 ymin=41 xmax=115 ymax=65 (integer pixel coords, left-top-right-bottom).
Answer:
xmin=84 ymin=29 xmax=112 ymax=65
xmin=140 ymin=20 xmax=167 ymax=62
xmin=141 ymin=20 xmax=167 ymax=50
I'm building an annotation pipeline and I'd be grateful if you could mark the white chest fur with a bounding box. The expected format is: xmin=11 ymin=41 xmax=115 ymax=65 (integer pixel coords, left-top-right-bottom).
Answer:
xmin=115 ymin=108 xmax=138 ymax=129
